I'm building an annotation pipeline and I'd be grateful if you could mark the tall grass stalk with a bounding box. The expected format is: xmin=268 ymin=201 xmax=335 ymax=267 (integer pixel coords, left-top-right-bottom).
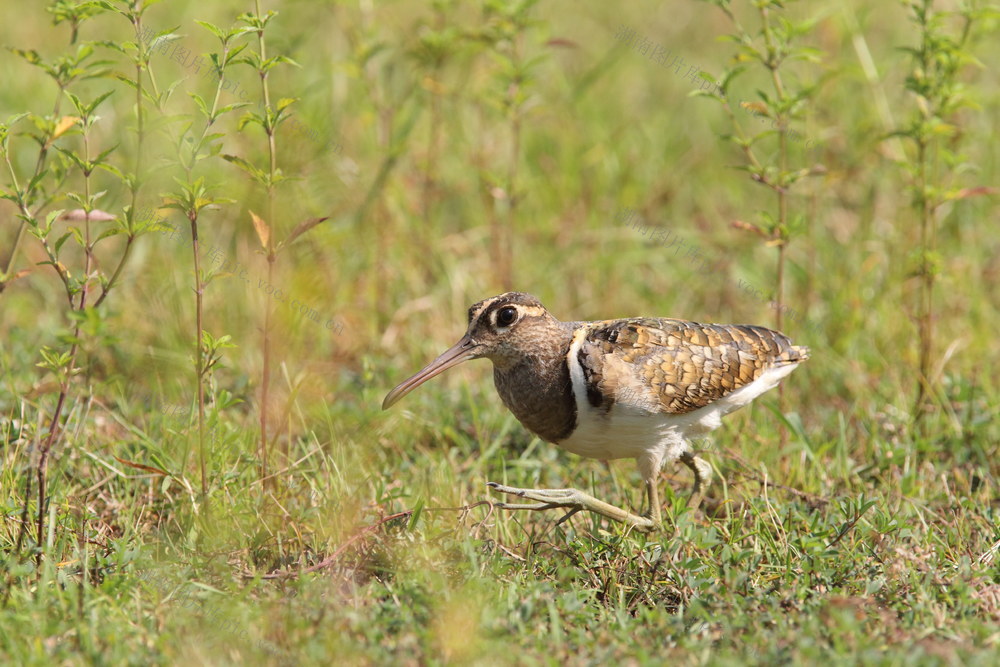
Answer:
xmin=697 ymin=0 xmax=824 ymax=416
xmin=226 ymin=1 xmax=328 ymax=483
xmin=163 ymin=21 xmax=249 ymax=498
xmin=896 ymin=0 xmax=993 ymax=426
xmin=253 ymin=0 xmax=280 ymax=484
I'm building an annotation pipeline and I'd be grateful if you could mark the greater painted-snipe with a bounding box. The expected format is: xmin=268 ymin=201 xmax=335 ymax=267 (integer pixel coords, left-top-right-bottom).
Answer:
xmin=383 ymin=292 xmax=809 ymax=532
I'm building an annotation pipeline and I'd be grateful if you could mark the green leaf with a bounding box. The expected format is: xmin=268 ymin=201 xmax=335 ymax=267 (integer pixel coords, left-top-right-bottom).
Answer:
xmin=54 ymin=146 xmax=89 ymax=173
xmin=260 ymin=55 xmax=300 ymax=73
xmin=230 ymin=26 xmax=258 ymax=40
xmin=93 ymin=145 xmax=118 ymax=166
xmin=9 ymin=48 xmax=43 ymax=66
xmin=64 ymin=90 xmax=87 ymax=116
xmin=4 ymin=112 xmax=30 ymax=128
xmin=96 ymin=163 xmax=124 ymax=180
xmin=69 ymin=226 xmax=85 ymax=247
xmin=189 ymin=92 xmax=211 ymax=119
xmin=207 ymin=53 xmax=223 ymax=76
xmin=95 ymin=38 xmax=129 ymax=56
xmin=96 ymin=227 xmax=124 ymax=243
xmin=54 ymin=231 xmax=74 ymax=255
xmin=26 ymin=169 xmax=49 ymax=197
xmin=221 ymin=153 xmax=264 ymax=183
xmin=276 ymin=97 xmax=298 ymax=113
xmin=89 ymin=90 xmax=116 ymax=113
xmin=112 ymin=72 xmax=138 ymax=90
xmin=214 ymin=102 xmax=251 ymax=117
xmin=42 ymin=209 xmax=65 ymax=236
xmin=237 ymin=112 xmax=264 ymax=132
xmin=194 ymin=20 xmax=226 ymax=41
xmin=407 ymin=499 xmax=424 ymax=531
xmin=199 ymin=131 xmax=225 ymax=144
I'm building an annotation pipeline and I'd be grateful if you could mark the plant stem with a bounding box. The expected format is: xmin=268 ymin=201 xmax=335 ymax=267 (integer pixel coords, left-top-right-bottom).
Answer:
xmin=256 ymin=0 xmax=280 ymax=480
xmin=35 ymin=357 xmax=76 ymax=563
xmin=189 ymin=211 xmax=207 ymax=496
xmin=95 ymin=6 xmax=153 ymax=308
xmin=911 ymin=0 xmax=942 ymax=427
xmin=260 ymin=256 xmax=273 ymax=480
xmin=179 ymin=36 xmax=232 ymax=500
xmin=35 ymin=125 xmax=95 ymax=564
xmin=760 ymin=2 xmax=790 ymax=415
xmin=915 ymin=136 xmax=933 ymax=422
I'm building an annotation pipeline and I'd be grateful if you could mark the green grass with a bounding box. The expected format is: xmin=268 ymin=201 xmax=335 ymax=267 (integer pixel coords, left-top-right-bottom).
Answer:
xmin=2 ymin=0 xmax=1000 ymax=664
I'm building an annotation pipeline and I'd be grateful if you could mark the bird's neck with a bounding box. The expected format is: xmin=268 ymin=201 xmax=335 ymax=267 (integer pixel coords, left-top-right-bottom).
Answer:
xmin=492 ymin=335 xmax=577 ymax=443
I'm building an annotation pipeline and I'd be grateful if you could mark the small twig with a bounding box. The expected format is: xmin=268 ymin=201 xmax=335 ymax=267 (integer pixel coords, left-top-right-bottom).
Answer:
xmin=826 ymin=508 xmax=868 ymax=550
xmin=491 ymin=541 xmax=526 ymax=562
xmin=426 ymin=500 xmax=494 ymax=514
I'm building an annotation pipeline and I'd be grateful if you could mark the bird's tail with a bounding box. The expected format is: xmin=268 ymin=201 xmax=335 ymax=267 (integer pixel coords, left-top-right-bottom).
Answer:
xmin=777 ymin=344 xmax=810 ymax=365
xmin=737 ymin=324 xmax=810 ymax=366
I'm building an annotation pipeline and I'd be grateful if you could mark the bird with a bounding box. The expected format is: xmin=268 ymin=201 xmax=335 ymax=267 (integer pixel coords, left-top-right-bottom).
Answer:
xmin=382 ymin=292 xmax=809 ymax=532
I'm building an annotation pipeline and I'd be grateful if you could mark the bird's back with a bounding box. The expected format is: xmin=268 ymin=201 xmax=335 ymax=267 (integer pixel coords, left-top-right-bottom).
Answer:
xmin=549 ymin=317 xmax=808 ymax=460
xmin=577 ymin=317 xmax=807 ymax=415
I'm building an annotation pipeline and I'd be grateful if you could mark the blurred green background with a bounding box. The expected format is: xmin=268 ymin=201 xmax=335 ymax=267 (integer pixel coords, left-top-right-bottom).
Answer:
xmin=2 ymin=0 xmax=1000 ymax=664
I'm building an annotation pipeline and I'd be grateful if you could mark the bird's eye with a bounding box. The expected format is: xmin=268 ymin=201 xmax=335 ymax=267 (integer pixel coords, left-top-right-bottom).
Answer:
xmin=497 ymin=306 xmax=518 ymax=327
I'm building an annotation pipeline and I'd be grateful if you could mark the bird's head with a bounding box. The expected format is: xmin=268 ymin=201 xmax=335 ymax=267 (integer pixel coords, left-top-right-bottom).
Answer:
xmin=381 ymin=292 xmax=560 ymax=409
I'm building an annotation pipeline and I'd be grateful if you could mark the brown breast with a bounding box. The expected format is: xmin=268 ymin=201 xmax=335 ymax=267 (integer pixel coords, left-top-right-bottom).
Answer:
xmin=492 ymin=352 xmax=577 ymax=443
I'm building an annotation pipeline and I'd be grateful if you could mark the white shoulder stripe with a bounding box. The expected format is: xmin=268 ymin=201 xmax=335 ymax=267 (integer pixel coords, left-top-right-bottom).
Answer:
xmin=565 ymin=327 xmax=592 ymax=421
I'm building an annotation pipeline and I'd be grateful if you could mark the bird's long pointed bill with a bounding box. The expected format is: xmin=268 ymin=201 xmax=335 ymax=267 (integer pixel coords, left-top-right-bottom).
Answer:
xmin=382 ymin=336 xmax=480 ymax=410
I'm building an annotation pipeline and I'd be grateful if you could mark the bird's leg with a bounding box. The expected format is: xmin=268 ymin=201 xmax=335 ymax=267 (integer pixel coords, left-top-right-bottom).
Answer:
xmin=486 ymin=482 xmax=656 ymax=532
xmin=645 ymin=478 xmax=662 ymax=524
xmin=679 ymin=451 xmax=712 ymax=511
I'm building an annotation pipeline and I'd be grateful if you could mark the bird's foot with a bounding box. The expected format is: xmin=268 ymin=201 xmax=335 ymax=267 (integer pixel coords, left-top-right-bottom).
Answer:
xmin=680 ymin=452 xmax=713 ymax=513
xmin=486 ymin=482 xmax=657 ymax=533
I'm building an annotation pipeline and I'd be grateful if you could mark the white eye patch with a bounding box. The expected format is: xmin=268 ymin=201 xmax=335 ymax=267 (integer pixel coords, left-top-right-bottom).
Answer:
xmin=491 ymin=306 xmax=520 ymax=329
